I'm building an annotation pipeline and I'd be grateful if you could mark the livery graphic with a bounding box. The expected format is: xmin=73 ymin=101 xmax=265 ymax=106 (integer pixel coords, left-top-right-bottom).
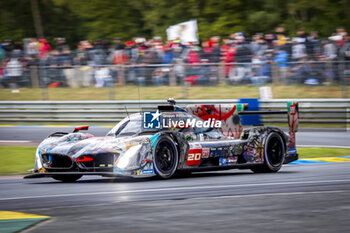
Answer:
xmin=186 ymin=104 xmax=244 ymax=139
xmin=25 ymin=100 xmax=298 ymax=182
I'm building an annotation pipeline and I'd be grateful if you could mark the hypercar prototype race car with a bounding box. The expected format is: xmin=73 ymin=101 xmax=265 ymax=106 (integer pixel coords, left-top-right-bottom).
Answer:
xmin=25 ymin=99 xmax=299 ymax=182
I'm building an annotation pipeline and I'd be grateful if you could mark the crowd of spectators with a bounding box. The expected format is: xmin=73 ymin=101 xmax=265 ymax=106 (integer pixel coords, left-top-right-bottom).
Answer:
xmin=1 ymin=27 xmax=349 ymax=88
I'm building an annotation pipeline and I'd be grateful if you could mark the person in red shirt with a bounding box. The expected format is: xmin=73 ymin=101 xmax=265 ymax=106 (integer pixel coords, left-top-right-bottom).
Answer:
xmin=38 ymin=39 xmax=51 ymax=59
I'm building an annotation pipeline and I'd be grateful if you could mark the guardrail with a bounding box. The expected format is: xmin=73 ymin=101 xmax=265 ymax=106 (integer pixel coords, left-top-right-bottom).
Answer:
xmin=0 ymin=99 xmax=349 ymax=125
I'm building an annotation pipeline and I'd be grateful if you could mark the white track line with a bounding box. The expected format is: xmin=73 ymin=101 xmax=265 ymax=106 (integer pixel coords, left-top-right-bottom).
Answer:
xmin=0 ymin=140 xmax=32 ymax=143
xmin=194 ymin=190 xmax=348 ymax=200
xmin=1 ymin=179 xmax=350 ymax=201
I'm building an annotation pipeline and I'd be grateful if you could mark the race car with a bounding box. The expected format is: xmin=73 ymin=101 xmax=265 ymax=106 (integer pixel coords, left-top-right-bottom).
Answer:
xmin=24 ymin=99 xmax=299 ymax=182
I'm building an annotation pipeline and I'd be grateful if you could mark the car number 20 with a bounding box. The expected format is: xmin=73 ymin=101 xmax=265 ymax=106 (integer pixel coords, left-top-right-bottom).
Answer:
xmin=186 ymin=149 xmax=202 ymax=166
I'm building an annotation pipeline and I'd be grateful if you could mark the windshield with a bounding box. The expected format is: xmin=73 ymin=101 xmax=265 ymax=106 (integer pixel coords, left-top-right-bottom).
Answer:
xmin=107 ymin=114 xmax=143 ymax=137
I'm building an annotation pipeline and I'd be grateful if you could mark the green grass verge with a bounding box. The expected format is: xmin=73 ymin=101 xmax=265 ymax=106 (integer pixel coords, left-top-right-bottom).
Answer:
xmin=296 ymin=147 xmax=350 ymax=158
xmin=0 ymin=85 xmax=349 ymax=101
xmin=1 ymin=146 xmax=350 ymax=175
xmin=0 ymin=147 xmax=36 ymax=175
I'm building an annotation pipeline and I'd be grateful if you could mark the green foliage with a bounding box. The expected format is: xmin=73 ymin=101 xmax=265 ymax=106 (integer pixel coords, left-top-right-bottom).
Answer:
xmin=0 ymin=0 xmax=349 ymax=45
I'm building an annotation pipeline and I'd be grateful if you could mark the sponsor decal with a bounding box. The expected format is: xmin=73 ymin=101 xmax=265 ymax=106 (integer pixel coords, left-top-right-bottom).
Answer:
xmin=228 ymin=156 xmax=237 ymax=164
xmin=143 ymin=110 xmax=162 ymax=129
xmin=219 ymin=157 xmax=228 ymax=166
xmin=290 ymin=105 xmax=296 ymax=115
xmin=137 ymin=169 xmax=154 ymax=175
xmin=113 ymin=168 xmax=126 ymax=174
xmin=288 ymin=148 xmax=297 ymax=155
xmin=143 ymin=111 xmax=222 ymax=129
xmin=162 ymin=118 xmax=221 ymax=129
xmin=186 ymin=149 xmax=202 ymax=166
xmin=190 ymin=143 xmax=202 ymax=149
xmin=210 ymin=148 xmax=221 ymax=157
xmin=202 ymin=148 xmax=210 ymax=159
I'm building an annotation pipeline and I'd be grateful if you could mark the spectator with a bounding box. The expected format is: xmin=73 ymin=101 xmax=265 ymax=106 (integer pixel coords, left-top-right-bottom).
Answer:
xmin=0 ymin=46 xmax=5 ymax=62
xmin=296 ymin=29 xmax=307 ymax=41
xmin=94 ymin=66 xmax=111 ymax=87
xmin=2 ymin=57 xmax=22 ymax=87
xmin=264 ymin=34 xmax=274 ymax=48
xmin=1 ymin=40 xmax=13 ymax=58
xmin=274 ymin=46 xmax=289 ymax=83
xmin=340 ymin=35 xmax=350 ymax=61
xmin=251 ymin=35 xmax=267 ymax=56
xmin=322 ymin=38 xmax=337 ymax=60
xmin=221 ymin=39 xmax=236 ymax=78
xmin=200 ymin=41 xmax=212 ymax=60
xmin=210 ymin=36 xmax=221 ymax=62
xmin=306 ymin=31 xmax=320 ymax=58
xmin=287 ymin=56 xmax=311 ymax=84
xmin=250 ymin=55 xmax=271 ymax=86
xmin=26 ymin=38 xmax=39 ymax=58
xmin=55 ymin=38 xmax=69 ymax=53
xmin=291 ymin=38 xmax=307 ymax=61
xmin=235 ymin=36 xmax=252 ymax=63
xmin=162 ymin=47 xmax=174 ymax=64
xmin=274 ymin=27 xmax=287 ymax=46
xmin=113 ymin=38 xmax=124 ymax=50
xmin=38 ymin=39 xmax=51 ymax=59
xmin=339 ymin=35 xmax=350 ymax=72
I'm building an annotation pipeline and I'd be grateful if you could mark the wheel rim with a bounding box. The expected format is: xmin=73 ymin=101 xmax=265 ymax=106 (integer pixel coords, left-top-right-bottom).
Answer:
xmin=267 ymin=136 xmax=283 ymax=166
xmin=155 ymin=141 xmax=175 ymax=174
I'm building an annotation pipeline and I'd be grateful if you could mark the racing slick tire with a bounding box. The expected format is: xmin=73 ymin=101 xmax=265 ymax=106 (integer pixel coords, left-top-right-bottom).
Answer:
xmin=251 ymin=132 xmax=285 ymax=173
xmin=153 ymin=135 xmax=179 ymax=179
xmin=52 ymin=175 xmax=83 ymax=182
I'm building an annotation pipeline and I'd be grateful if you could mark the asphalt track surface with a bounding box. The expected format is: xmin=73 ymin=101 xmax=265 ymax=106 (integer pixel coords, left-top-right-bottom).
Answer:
xmin=1 ymin=163 xmax=350 ymax=232
xmin=0 ymin=126 xmax=350 ymax=147
xmin=0 ymin=126 xmax=350 ymax=232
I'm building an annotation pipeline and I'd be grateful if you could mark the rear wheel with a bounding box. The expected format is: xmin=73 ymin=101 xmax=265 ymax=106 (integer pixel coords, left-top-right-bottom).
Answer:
xmin=153 ymin=135 xmax=178 ymax=179
xmin=251 ymin=132 xmax=285 ymax=173
xmin=52 ymin=175 xmax=82 ymax=182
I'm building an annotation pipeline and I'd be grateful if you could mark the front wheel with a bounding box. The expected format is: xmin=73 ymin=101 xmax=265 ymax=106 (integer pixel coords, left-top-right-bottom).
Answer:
xmin=52 ymin=175 xmax=82 ymax=182
xmin=251 ymin=132 xmax=285 ymax=173
xmin=153 ymin=135 xmax=179 ymax=179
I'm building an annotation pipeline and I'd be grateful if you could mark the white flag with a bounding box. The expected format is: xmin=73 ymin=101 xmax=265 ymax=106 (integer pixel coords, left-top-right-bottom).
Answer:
xmin=166 ymin=19 xmax=198 ymax=44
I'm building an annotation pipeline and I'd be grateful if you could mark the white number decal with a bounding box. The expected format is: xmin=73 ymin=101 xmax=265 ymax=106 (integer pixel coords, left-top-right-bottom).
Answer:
xmin=188 ymin=153 xmax=201 ymax=161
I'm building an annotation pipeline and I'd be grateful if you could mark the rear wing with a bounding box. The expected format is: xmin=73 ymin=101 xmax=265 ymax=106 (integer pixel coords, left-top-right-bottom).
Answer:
xmin=185 ymin=104 xmax=247 ymax=139
xmin=185 ymin=102 xmax=299 ymax=140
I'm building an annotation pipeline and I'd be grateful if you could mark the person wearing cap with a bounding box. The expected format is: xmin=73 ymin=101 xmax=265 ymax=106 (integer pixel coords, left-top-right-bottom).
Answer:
xmin=113 ymin=38 xmax=124 ymax=50
xmin=251 ymin=35 xmax=267 ymax=56
xmin=55 ymin=38 xmax=69 ymax=54
xmin=235 ymin=36 xmax=252 ymax=63
xmin=264 ymin=34 xmax=274 ymax=48
xmin=291 ymin=38 xmax=307 ymax=61
xmin=2 ymin=39 xmax=13 ymax=58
